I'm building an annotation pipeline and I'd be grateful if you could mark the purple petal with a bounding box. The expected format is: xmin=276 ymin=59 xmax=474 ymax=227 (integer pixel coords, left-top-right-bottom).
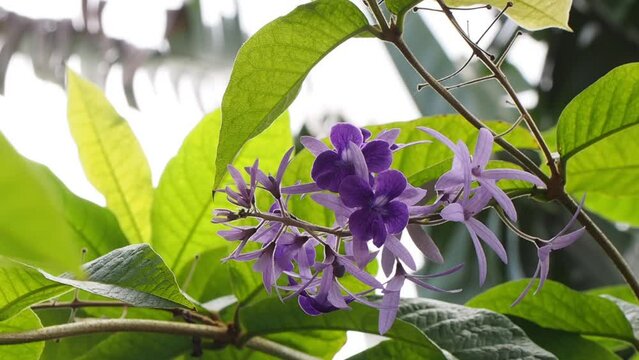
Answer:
xmin=330 ymin=123 xmax=363 ymax=152
xmin=466 ymin=224 xmax=488 ymax=286
xmin=551 ymin=228 xmax=585 ymax=250
xmin=344 ymin=142 xmax=369 ymax=181
xmin=411 ymin=263 xmax=464 ymax=278
xmin=480 ymin=180 xmax=518 ymax=221
xmin=298 ymin=295 xmax=323 ymax=316
xmin=327 ymin=282 xmax=349 ymax=309
xmin=381 ymin=201 xmax=409 ymax=235
xmin=349 ymin=208 xmax=384 ymax=243
xmin=351 ymin=238 xmax=371 ymax=269
xmin=473 ymin=128 xmax=494 ymax=170
xmin=456 ymin=141 xmax=473 ymax=199
xmin=227 ymin=165 xmax=248 ymax=194
xmin=311 ymin=151 xmax=344 ymax=192
xmin=406 ymin=275 xmax=462 ymax=293
xmin=396 ymin=184 xmax=427 ymax=206
xmin=361 ymin=128 xmax=372 ymax=141
xmin=376 ymin=128 xmax=400 ymax=145
xmin=535 ymin=258 xmax=550 ymax=294
xmin=440 ymin=203 xmax=466 ymax=222
xmin=337 ymin=256 xmax=382 ymax=288
xmin=435 ymin=168 xmax=464 ymax=193
xmin=418 ymin=127 xmax=457 ymax=151
xmin=467 ymin=218 xmax=508 ymax=264
xmin=381 ymin=246 xmax=395 ymax=277
xmin=375 ymin=170 xmax=407 ymax=200
xmin=409 ymin=203 xmax=440 ymax=217
xmin=379 ymin=286 xmax=401 ymax=335
xmin=276 ymin=147 xmax=295 ymax=182
xmin=384 ymin=234 xmax=416 ymax=270
xmin=407 ymin=225 xmax=444 ymax=263
xmin=339 ymin=175 xmax=374 ymax=208
xmin=511 ymin=264 xmax=541 ymax=306
xmin=311 ymin=193 xmax=354 ymax=218
xmin=301 ymin=136 xmax=329 ymax=157
xmin=482 ymin=169 xmax=546 ymax=188
xmin=281 ymin=182 xmax=321 ymax=195
xmin=362 ymin=140 xmax=392 ymax=172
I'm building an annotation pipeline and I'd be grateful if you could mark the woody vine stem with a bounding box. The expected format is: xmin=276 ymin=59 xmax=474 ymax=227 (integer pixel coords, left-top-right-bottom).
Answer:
xmin=363 ymin=0 xmax=639 ymax=299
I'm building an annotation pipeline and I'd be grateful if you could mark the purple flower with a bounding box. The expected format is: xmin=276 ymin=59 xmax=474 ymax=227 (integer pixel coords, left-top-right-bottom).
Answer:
xmin=419 ymin=127 xmax=545 ymax=221
xmin=274 ymin=231 xmax=316 ymax=278
xmin=512 ymin=199 xmax=586 ymax=305
xmin=440 ymin=187 xmax=507 ymax=285
xmin=309 ymin=124 xmax=392 ymax=192
xmin=255 ymin=147 xmax=294 ymax=199
xmin=297 ymin=250 xmax=382 ymax=315
xmin=378 ymin=263 xmax=463 ymax=334
xmin=221 ymin=160 xmax=259 ymax=209
xmin=339 ymin=170 xmax=409 ymax=248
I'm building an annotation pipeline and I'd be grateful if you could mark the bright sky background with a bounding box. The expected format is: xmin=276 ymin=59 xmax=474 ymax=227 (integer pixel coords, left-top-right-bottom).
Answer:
xmin=0 ymin=1 xmax=547 ymax=357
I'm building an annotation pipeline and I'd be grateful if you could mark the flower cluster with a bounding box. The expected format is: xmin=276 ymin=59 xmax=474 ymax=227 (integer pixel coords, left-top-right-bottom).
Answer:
xmin=214 ymin=123 xmax=584 ymax=334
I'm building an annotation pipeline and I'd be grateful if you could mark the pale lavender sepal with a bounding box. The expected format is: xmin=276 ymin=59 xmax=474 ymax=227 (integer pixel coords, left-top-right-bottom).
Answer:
xmin=467 ymin=218 xmax=508 ymax=264
xmin=281 ymin=182 xmax=322 ymax=195
xmin=482 ymin=169 xmax=546 ymax=188
xmin=384 ymin=234 xmax=416 ymax=271
xmin=406 ymin=224 xmax=444 ymax=264
xmin=300 ymin=136 xmax=329 ymax=157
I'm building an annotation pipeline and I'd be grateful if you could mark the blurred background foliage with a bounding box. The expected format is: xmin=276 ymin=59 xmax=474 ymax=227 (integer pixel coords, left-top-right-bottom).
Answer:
xmin=0 ymin=0 xmax=637 ymax=303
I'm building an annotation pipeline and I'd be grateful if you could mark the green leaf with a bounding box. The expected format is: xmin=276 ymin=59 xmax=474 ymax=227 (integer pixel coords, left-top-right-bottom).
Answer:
xmin=588 ymin=285 xmax=638 ymax=305
xmin=444 ymin=0 xmax=572 ymax=31
xmin=557 ymin=63 xmax=639 ymax=161
xmin=386 ymin=0 xmax=421 ymax=15
xmin=42 ymin=244 xmax=192 ymax=309
xmin=0 ymin=257 xmax=70 ymax=321
xmin=467 ymin=280 xmax=636 ymax=344
xmin=67 ymin=69 xmax=153 ymax=244
xmin=348 ymin=340 xmax=443 ymax=359
xmin=572 ymin=192 xmax=639 ymax=226
xmin=241 ymin=298 xmax=446 ymax=359
xmin=38 ymin=166 xmax=129 ymax=262
xmin=0 ymin=310 xmax=44 ymax=360
xmin=512 ymin=318 xmax=621 ymax=360
xmin=152 ymin=110 xmax=292 ymax=272
xmin=0 ymin=133 xmax=82 ymax=273
xmin=601 ymin=296 xmax=639 ymax=340
xmin=372 ymin=298 xmax=555 ymax=359
xmin=215 ymin=0 xmax=369 ymax=189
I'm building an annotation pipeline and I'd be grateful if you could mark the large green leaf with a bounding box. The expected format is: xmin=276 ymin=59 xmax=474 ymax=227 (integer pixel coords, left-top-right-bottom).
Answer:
xmin=557 ymin=63 xmax=639 ymax=161
xmin=354 ymin=298 xmax=554 ymax=359
xmin=39 ymin=166 xmax=129 ymax=261
xmin=215 ymin=0 xmax=369 ymax=189
xmin=0 ymin=258 xmax=70 ymax=321
xmin=42 ymin=244 xmax=192 ymax=309
xmin=467 ymin=280 xmax=636 ymax=344
xmin=0 ymin=310 xmax=44 ymax=360
xmin=241 ymin=298 xmax=446 ymax=359
xmin=0 ymin=133 xmax=81 ymax=273
xmin=512 ymin=318 xmax=620 ymax=360
xmin=152 ymin=110 xmax=292 ymax=272
xmin=67 ymin=70 xmax=153 ymax=244
xmin=387 ymin=0 xmax=571 ymax=30
xmin=573 ymin=192 xmax=639 ymax=227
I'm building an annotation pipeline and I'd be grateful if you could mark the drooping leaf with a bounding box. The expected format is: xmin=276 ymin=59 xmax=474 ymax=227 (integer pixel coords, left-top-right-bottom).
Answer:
xmin=240 ymin=298 xmax=446 ymax=359
xmin=152 ymin=110 xmax=292 ymax=272
xmin=467 ymin=280 xmax=636 ymax=344
xmin=0 ymin=257 xmax=70 ymax=321
xmin=0 ymin=133 xmax=82 ymax=273
xmin=512 ymin=318 xmax=621 ymax=360
xmin=215 ymin=0 xmax=369 ymax=189
xmin=601 ymin=296 xmax=639 ymax=341
xmin=0 ymin=310 xmax=44 ymax=360
xmin=557 ymin=63 xmax=639 ymax=161
xmin=444 ymin=0 xmax=572 ymax=31
xmin=358 ymin=298 xmax=555 ymax=359
xmin=67 ymin=70 xmax=153 ymax=244
xmin=42 ymin=244 xmax=192 ymax=309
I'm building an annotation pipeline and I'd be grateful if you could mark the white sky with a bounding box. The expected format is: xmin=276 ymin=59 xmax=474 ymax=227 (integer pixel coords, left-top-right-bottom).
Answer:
xmin=0 ymin=1 xmax=547 ymax=357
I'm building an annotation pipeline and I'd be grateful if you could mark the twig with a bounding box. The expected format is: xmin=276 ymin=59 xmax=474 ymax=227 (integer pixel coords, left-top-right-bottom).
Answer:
xmin=245 ymin=337 xmax=320 ymax=360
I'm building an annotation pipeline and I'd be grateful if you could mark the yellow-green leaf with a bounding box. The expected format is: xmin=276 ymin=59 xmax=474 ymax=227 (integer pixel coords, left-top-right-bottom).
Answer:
xmin=67 ymin=70 xmax=153 ymax=244
xmin=444 ymin=0 xmax=572 ymax=31
xmin=0 ymin=310 xmax=44 ymax=360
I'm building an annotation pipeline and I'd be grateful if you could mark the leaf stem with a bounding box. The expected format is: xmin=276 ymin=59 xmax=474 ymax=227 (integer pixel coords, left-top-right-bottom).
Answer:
xmin=559 ymin=194 xmax=639 ymax=299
